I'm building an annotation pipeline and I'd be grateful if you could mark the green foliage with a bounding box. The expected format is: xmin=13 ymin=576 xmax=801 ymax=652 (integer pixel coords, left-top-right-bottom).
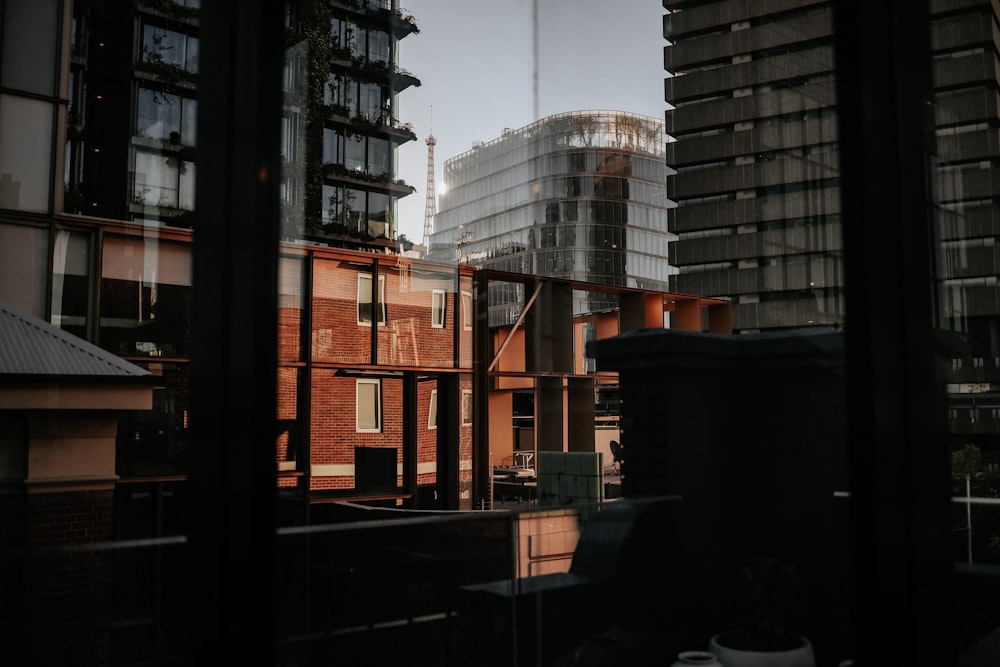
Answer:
xmin=952 ymin=444 xmax=983 ymax=477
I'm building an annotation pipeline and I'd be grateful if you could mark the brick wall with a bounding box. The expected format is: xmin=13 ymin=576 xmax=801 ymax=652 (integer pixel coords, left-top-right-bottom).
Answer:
xmin=8 ymin=490 xmax=114 ymax=665
xmin=275 ymin=254 xmax=473 ymax=500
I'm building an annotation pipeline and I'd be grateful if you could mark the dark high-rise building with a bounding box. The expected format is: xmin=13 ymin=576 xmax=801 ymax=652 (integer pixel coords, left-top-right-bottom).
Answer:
xmin=663 ymin=0 xmax=999 ymax=457
xmin=664 ymin=1 xmax=842 ymax=333
xmin=60 ymin=0 xmax=419 ymax=246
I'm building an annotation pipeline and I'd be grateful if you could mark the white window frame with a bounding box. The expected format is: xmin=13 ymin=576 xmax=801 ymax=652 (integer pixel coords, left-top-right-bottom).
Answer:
xmin=462 ymin=290 xmax=473 ymax=330
xmin=431 ymin=289 xmax=446 ymax=328
xmin=357 ymin=273 xmax=386 ymax=326
xmin=428 ymin=389 xmax=437 ymax=429
xmin=356 ymin=378 xmax=381 ymax=432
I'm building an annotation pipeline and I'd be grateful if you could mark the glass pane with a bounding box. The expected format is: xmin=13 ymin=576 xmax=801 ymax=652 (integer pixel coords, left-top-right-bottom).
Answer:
xmin=929 ymin=3 xmax=1000 ymax=655
xmin=1 ymin=0 xmax=58 ymax=95
xmin=133 ymin=148 xmax=179 ymax=208
xmin=100 ymin=235 xmax=191 ymax=357
xmin=312 ymin=259 xmax=376 ymax=362
xmin=278 ymin=254 xmax=304 ymax=362
xmin=136 ymin=87 xmax=182 ymax=141
xmin=0 ymin=95 xmax=53 ymax=213
xmin=377 ymin=260 xmax=455 ymax=367
xmin=0 ymin=222 xmax=48 ymax=317
xmin=17 ymin=1 xmax=997 ymax=664
xmin=356 ymin=379 xmax=379 ymax=430
xmin=50 ymin=228 xmax=91 ymax=338
xmin=116 ymin=362 xmax=190 ymax=476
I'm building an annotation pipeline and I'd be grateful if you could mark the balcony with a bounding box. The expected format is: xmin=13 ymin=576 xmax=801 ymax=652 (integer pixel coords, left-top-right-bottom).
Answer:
xmin=322 ymin=162 xmax=416 ymax=195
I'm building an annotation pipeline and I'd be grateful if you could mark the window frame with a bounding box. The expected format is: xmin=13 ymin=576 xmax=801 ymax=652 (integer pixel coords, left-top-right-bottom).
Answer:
xmin=461 ymin=389 xmax=472 ymax=426
xmin=431 ymin=289 xmax=446 ymax=328
xmin=356 ymin=378 xmax=381 ymax=433
xmin=462 ymin=290 xmax=473 ymax=330
xmin=428 ymin=389 xmax=437 ymax=429
xmin=357 ymin=272 xmax=386 ymax=326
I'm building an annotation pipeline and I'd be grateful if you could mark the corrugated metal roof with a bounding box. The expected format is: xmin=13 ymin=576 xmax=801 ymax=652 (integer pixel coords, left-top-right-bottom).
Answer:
xmin=0 ymin=302 xmax=150 ymax=379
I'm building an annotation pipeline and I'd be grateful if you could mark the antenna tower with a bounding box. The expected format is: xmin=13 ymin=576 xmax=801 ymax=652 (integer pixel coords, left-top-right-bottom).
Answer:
xmin=423 ymin=130 xmax=437 ymax=246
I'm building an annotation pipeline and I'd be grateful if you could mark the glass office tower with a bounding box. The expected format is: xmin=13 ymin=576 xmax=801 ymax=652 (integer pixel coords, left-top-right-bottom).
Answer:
xmin=426 ymin=110 xmax=676 ymax=318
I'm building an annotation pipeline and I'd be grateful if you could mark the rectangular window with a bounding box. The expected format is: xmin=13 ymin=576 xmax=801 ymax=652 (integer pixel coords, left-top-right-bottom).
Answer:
xmin=356 ymin=378 xmax=381 ymax=432
xmin=137 ymin=88 xmax=198 ymax=146
xmin=368 ymin=136 xmax=390 ymax=176
xmin=323 ymin=127 xmax=344 ymax=164
xmin=431 ymin=289 xmax=446 ymax=328
xmin=133 ymin=147 xmax=195 ymax=210
xmin=142 ymin=24 xmax=199 ymax=74
xmin=461 ymin=389 xmax=472 ymax=426
xmin=345 ymin=134 xmax=366 ymax=172
xmin=346 ymin=188 xmax=365 ymax=232
xmin=428 ymin=389 xmax=437 ymax=429
xmin=462 ymin=291 xmax=473 ymax=330
xmin=357 ymin=273 xmax=385 ymax=326
xmin=367 ymin=191 xmax=390 ymax=237
xmin=0 ymin=94 xmax=54 ymax=213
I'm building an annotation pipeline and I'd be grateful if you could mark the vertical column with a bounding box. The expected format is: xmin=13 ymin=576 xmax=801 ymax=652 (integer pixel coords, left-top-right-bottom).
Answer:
xmin=189 ymin=0 xmax=282 ymax=660
xmin=535 ymin=377 xmax=564 ymax=453
xmin=834 ymin=0 xmax=952 ymax=662
xmin=567 ymin=377 xmax=596 ymax=453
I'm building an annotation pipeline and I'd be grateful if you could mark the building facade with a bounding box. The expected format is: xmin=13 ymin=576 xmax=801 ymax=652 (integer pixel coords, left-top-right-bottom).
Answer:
xmin=281 ymin=0 xmax=420 ymax=248
xmin=663 ymin=0 xmax=999 ymax=457
xmin=664 ymin=0 xmax=842 ymax=333
xmin=0 ymin=0 xmax=425 ymax=485
xmin=426 ymin=110 xmax=677 ymax=322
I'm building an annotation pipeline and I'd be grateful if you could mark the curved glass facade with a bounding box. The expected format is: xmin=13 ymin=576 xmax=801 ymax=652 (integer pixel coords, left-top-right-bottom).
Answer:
xmin=426 ymin=110 xmax=676 ymax=314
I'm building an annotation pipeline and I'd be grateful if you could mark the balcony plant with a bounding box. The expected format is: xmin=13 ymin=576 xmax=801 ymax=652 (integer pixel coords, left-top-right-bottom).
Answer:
xmin=707 ymin=555 xmax=815 ymax=667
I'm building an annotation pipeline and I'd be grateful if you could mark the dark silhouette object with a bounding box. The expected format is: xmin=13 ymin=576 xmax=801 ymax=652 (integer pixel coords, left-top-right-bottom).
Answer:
xmin=610 ymin=440 xmax=624 ymax=475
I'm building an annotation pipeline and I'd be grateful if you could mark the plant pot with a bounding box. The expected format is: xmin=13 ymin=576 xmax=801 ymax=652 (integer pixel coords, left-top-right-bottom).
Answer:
xmin=708 ymin=631 xmax=816 ymax=667
xmin=672 ymin=650 xmax=724 ymax=666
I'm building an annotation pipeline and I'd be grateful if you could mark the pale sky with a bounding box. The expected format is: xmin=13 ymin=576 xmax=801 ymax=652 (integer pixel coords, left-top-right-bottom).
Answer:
xmin=395 ymin=0 xmax=669 ymax=243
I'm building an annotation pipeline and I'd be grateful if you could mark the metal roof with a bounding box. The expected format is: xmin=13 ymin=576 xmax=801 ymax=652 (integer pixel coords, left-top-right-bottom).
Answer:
xmin=0 ymin=302 xmax=150 ymax=379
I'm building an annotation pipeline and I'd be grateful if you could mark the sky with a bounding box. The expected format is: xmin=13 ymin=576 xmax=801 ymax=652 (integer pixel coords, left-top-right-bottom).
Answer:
xmin=394 ymin=0 xmax=669 ymax=243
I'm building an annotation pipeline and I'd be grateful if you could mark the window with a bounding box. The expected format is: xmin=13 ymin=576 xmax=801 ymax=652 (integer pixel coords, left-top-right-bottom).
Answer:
xmin=136 ymin=87 xmax=197 ymax=145
xmin=357 ymin=273 xmax=385 ymax=325
xmin=461 ymin=389 xmax=472 ymax=426
xmin=462 ymin=291 xmax=473 ymax=330
xmin=0 ymin=94 xmax=54 ymax=213
xmin=428 ymin=389 xmax=437 ymax=429
xmin=431 ymin=289 xmax=445 ymax=328
xmin=133 ymin=147 xmax=196 ymax=210
xmin=142 ymin=24 xmax=199 ymax=74
xmin=356 ymin=378 xmax=381 ymax=432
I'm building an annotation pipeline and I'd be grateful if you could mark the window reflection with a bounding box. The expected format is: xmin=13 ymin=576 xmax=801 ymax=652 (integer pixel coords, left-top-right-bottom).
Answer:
xmin=4 ymin=0 xmax=999 ymax=664
xmin=0 ymin=222 xmax=49 ymax=318
xmin=50 ymin=229 xmax=91 ymax=340
xmin=100 ymin=235 xmax=191 ymax=357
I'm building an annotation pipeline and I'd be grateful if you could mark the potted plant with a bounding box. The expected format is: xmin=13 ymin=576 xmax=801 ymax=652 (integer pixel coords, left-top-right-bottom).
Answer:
xmin=708 ymin=555 xmax=816 ymax=667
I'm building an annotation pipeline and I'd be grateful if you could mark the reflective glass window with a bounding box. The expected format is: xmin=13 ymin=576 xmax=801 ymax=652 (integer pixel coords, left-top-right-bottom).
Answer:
xmin=133 ymin=148 xmax=196 ymax=210
xmin=1 ymin=0 xmax=58 ymax=95
xmin=100 ymin=235 xmax=192 ymax=357
xmin=0 ymin=95 xmax=54 ymax=213
xmin=137 ymin=87 xmax=197 ymax=145
xmin=142 ymin=24 xmax=199 ymax=74
xmin=50 ymin=229 xmax=91 ymax=339
xmin=0 ymin=222 xmax=48 ymax=317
